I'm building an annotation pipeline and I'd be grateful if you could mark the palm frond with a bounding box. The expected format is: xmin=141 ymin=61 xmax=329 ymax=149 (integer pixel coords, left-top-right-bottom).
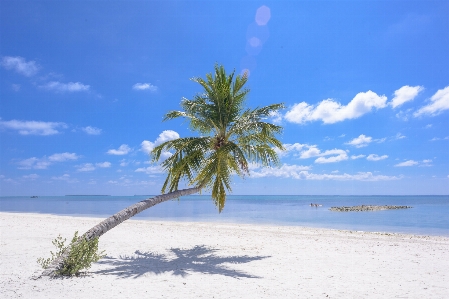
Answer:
xmin=151 ymin=64 xmax=285 ymax=212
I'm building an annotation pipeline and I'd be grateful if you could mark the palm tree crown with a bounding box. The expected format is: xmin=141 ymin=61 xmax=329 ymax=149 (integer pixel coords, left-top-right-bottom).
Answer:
xmin=152 ymin=65 xmax=285 ymax=212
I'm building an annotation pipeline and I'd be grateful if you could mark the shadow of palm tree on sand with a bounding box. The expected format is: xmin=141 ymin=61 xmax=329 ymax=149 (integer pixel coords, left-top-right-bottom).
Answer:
xmin=94 ymin=245 xmax=269 ymax=279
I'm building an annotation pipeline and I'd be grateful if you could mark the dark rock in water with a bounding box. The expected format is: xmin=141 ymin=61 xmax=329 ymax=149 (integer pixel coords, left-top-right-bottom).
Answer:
xmin=329 ymin=205 xmax=412 ymax=212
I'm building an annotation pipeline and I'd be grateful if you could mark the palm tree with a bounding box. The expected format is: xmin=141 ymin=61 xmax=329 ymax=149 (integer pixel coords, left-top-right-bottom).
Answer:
xmin=41 ymin=65 xmax=284 ymax=277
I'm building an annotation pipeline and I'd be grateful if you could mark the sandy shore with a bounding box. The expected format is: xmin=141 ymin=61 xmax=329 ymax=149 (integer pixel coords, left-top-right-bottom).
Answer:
xmin=1 ymin=212 xmax=448 ymax=298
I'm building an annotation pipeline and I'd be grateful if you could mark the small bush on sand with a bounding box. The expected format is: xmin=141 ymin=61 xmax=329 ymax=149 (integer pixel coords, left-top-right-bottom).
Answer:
xmin=37 ymin=231 xmax=106 ymax=276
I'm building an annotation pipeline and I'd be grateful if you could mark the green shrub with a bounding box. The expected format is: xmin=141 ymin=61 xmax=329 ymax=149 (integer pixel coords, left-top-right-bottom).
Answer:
xmin=37 ymin=231 xmax=106 ymax=276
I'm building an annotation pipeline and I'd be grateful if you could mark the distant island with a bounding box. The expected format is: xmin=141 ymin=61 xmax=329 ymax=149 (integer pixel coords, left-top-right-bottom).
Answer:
xmin=65 ymin=195 xmax=110 ymax=196
xmin=330 ymin=205 xmax=412 ymax=212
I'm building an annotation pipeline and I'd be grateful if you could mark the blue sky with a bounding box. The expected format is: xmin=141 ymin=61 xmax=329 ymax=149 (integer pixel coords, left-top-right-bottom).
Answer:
xmin=1 ymin=1 xmax=448 ymax=196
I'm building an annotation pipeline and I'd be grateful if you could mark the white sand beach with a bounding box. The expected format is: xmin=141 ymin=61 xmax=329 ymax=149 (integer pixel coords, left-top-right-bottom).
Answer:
xmin=1 ymin=212 xmax=448 ymax=298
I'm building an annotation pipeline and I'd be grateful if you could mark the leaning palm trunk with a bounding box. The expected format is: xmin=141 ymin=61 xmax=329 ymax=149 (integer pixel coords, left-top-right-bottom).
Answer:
xmin=40 ymin=186 xmax=201 ymax=278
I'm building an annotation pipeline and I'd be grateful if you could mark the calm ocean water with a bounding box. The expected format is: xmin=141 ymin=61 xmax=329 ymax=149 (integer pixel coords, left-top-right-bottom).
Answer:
xmin=1 ymin=195 xmax=448 ymax=236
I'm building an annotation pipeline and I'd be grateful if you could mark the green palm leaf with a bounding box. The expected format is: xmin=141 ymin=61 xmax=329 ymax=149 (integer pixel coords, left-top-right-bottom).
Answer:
xmin=152 ymin=64 xmax=285 ymax=212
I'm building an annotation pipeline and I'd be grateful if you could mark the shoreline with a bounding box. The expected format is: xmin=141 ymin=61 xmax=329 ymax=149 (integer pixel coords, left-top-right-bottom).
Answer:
xmin=2 ymin=209 xmax=449 ymax=238
xmin=2 ymin=212 xmax=449 ymax=298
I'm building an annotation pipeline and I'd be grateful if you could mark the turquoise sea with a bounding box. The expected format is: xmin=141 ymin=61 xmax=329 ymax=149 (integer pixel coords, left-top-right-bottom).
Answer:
xmin=1 ymin=195 xmax=448 ymax=236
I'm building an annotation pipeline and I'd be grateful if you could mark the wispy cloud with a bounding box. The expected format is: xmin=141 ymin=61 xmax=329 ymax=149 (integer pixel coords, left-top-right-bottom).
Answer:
xmin=76 ymin=162 xmax=111 ymax=172
xmin=345 ymin=134 xmax=372 ymax=148
xmin=77 ymin=163 xmax=96 ymax=172
xmin=48 ymin=152 xmax=79 ymax=162
xmin=250 ymin=164 xmax=311 ymax=179
xmin=107 ymin=144 xmax=131 ymax=155
xmin=390 ymin=85 xmax=423 ymax=108
xmin=18 ymin=157 xmax=51 ymax=170
xmin=250 ymin=164 xmax=400 ymax=181
xmin=18 ymin=152 xmax=79 ymax=169
xmin=1 ymin=56 xmax=39 ymax=76
xmin=132 ymin=83 xmax=158 ymax=92
xmin=366 ymin=154 xmax=388 ymax=161
xmin=0 ymin=119 xmax=67 ymax=135
xmin=22 ymin=174 xmax=39 ymax=180
xmin=51 ymin=174 xmax=78 ymax=183
xmin=395 ymin=133 xmax=406 ymax=140
xmin=82 ymin=126 xmax=102 ymax=135
xmin=314 ymin=150 xmax=348 ymax=164
xmin=430 ymin=136 xmax=449 ymax=141
xmin=40 ymin=81 xmax=90 ymax=92
xmin=395 ymin=159 xmax=432 ymax=167
xmin=135 ymin=166 xmax=165 ymax=174
xmin=394 ymin=160 xmax=418 ymax=167
xmin=284 ymin=91 xmax=387 ymax=124
xmin=414 ymin=86 xmax=449 ymax=117
xmin=96 ymin=162 xmax=112 ymax=168
xmin=345 ymin=134 xmax=387 ymax=148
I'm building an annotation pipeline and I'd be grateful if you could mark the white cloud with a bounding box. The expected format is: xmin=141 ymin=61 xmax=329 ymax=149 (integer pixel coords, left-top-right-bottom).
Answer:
xmin=390 ymin=85 xmax=423 ymax=108
xmin=250 ymin=164 xmax=399 ymax=181
xmin=22 ymin=174 xmax=39 ymax=180
xmin=18 ymin=157 xmax=51 ymax=170
xmin=18 ymin=152 xmax=79 ymax=169
xmin=250 ymin=164 xmax=311 ymax=179
xmin=77 ymin=163 xmax=96 ymax=172
xmin=156 ymin=130 xmax=179 ymax=144
xmin=1 ymin=56 xmax=39 ymax=76
xmin=274 ymin=143 xmax=308 ymax=157
xmin=314 ymin=150 xmax=348 ymax=164
xmin=366 ymin=154 xmax=388 ymax=161
xmin=51 ymin=174 xmax=70 ymax=181
xmin=82 ymin=126 xmax=102 ymax=135
xmin=40 ymin=81 xmax=90 ymax=92
xmin=346 ymin=134 xmax=372 ymax=148
xmin=107 ymin=144 xmax=131 ymax=155
xmin=96 ymin=162 xmax=111 ymax=168
xmin=132 ymin=83 xmax=158 ymax=92
xmin=420 ymin=159 xmax=433 ymax=167
xmin=301 ymin=147 xmax=348 ymax=164
xmin=425 ymin=124 xmax=432 ymax=129
xmin=48 ymin=152 xmax=79 ymax=162
xmin=141 ymin=130 xmax=180 ymax=160
xmin=395 ymin=133 xmax=406 ymax=140
xmin=268 ymin=111 xmax=283 ymax=124
xmin=351 ymin=154 xmax=366 ymax=160
xmin=394 ymin=160 xmax=418 ymax=167
xmin=119 ymin=160 xmax=129 ymax=167
xmin=430 ymin=136 xmax=449 ymax=141
xmin=280 ymin=143 xmax=348 ymax=164
xmin=285 ymin=91 xmax=387 ymax=124
xmin=395 ymin=108 xmax=413 ymax=121
xmin=12 ymin=84 xmax=20 ymax=91
xmin=298 ymin=146 xmax=321 ymax=159
xmin=135 ymin=166 xmax=165 ymax=174
xmin=0 ymin=119 xmax=67 ymax=135
xmin=414 ymin=86 xmax=449 ymax=117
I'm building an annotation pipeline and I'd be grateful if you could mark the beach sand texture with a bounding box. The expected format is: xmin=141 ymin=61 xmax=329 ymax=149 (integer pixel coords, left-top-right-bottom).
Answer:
xmin=1 ymin=212 xmax=448 ymax=298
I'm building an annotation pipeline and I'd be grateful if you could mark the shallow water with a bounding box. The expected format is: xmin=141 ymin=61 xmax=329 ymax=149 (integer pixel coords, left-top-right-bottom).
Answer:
xmin=1 ymin=195 xmax=448 ymax=236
